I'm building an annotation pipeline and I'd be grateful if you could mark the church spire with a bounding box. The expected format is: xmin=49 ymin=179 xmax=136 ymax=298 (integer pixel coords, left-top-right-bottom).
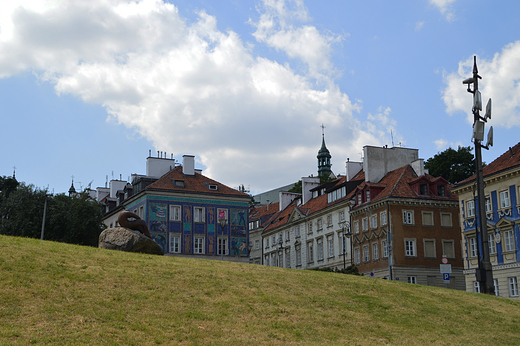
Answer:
xmin=317 ymin=124 xmax=332 ymax=177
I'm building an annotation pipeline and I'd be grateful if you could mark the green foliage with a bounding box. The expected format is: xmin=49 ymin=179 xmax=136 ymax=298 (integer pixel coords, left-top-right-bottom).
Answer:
xmin=288 ymin=180 xmax=302 ymax=193
xmin=310 ymin=264 xmax=361 ymax=275
xmin=319 ymin=174 xmax=335 ymax=184
xmin=0 ymin=182 xmax=105 ymax=246
xmin=0 ymin=176 xmax=19 ymax=199
xmin=424 ymin=146 xmax=476 ymax=183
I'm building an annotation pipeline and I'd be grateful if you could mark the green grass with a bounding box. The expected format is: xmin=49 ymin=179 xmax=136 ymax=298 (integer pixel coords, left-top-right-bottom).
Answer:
xmin=0 ymin=235 xmax=519 ymax=345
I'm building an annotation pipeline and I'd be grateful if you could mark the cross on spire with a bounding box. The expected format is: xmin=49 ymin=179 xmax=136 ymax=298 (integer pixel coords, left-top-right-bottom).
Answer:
xmin=321 ymin=123 xmax=326 ymax=137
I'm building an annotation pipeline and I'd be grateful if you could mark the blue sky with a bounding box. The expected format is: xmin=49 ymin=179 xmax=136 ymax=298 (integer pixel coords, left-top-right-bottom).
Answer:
xmin=1 ymin=0 xmax=520 ymax=195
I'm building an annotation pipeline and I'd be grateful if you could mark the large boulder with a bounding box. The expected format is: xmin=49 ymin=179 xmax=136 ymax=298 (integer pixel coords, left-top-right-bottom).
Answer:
xmin=99 ymin=227 xmax=164 ymax=255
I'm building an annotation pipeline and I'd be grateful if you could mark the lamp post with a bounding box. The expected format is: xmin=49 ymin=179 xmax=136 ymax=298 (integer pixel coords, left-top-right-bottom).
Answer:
xmin=342 ymin=222 xmax=351 ymax=270
xmin=463 ymin=56 xmax=494 ymax=295
xmin=277 ymin=235 xmax=284 ymax=267
xmin=218 ymin=218 xmax=227 ymax=261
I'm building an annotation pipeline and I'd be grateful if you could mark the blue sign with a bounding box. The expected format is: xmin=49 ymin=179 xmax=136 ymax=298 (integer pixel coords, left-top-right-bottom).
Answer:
xmin=443 ymin=273 xmax=450 ymax=281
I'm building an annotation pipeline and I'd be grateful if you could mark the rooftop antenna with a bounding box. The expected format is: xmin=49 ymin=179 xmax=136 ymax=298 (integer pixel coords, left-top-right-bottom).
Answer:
xmin=105 ymin=175 xmax=108 ymax=188
xmin=391 ymin=130 xmax=395 ymax=147
xmin=12 ymin=166 xmax=16 ymax=179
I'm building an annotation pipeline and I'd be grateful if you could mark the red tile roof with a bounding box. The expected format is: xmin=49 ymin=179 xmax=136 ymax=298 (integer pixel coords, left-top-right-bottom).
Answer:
xmin=456 ymin=142 xmax=520 ymax=187
xmin=249 ymin=202 xmax=280 ymax=220
xmin=145 ymin=165 xmax=250 ymax=198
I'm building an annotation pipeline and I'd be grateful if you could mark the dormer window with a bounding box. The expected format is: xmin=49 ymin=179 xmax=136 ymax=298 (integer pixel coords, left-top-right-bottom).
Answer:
xmin=437 ymin=184 xmax=445 ymax=197
xmin=173 ymin=180 xmax=185 ymax=188
xmin=419 ymin=184 xmax=428 ymax=195
xmin=208 ymin=184 xmax=218 ymax=191
xmin=366 ymin=190 xmax=370 ymax=202
xmin=357 ymin=193 xmax=362 ymax=205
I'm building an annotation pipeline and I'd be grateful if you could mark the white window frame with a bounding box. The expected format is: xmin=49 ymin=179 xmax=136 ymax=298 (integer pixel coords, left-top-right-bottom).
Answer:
xmin=485 ymin=196 xmax=492 ymax=213
xmin=408 ymin=276 xmax=417 ymax=284
xmin=296 ymin=246 xmax=302 ymax=266
xmin=473 ymin=281 xmax=481 ymax=293
xmin=500 ymin=190 xmax=510 ymax=209
xmin=285 ymin=230 xmax=290 ymax=242
xmin=366 ymin=190 xmax=370 ymax=202
xmin=169 ymin=233 xmax=180 ymax=253
xmin=353 ymin=221 xmax=360 ymax=234
xmin=307 ymin=222 xmax=312 ymax=234
xmin=488 ymin=233 xmax=496 ymax=255
xmin=295 ymin=225 xmax=300 ymax=238
xmin=466 ymin=200 xmax=475 ymax=218
xmin=403 ymin=210 xmax=414 ymax=225
xmin=382 ymin=240 xmax=388 ymax=258
xmin=354 ymin=247 xmax=360 ymax=264
xmin=380 ymin=211 xmax=387 ymax=226
xmin=370 ymin=215 xmax=377 ymax=229
xmin=317 ymin=239 xmax=324 ymax=261
xmin=255 ymin=240 xmax=260 ymax=250
xmin=194 ymin=237 xmax=205 ymax=254
xmin=372 ymin=242 xmax=379 ymax=261
xmin=362 ymin=217 xmax=368 ymax=231
xmin=218 ymin=237 xmax=228 ymax=255
xmin=494 ymin=279 xmax=499 ymax=297
xmin=509 ymin=277 xmax=518 ymax=297
xmin=327 ymin=214 xmax=333 ymax=227
xmin=339 ymin=211 xmax=345 ymax=222
xmin=363 ymin=245 xmax=369 ymax=262
xmin=194 ymin=207 xmax=205 ymax=223
xmin=307 ymin=242 xmax=314 ymax=263
xmin=504 ymin=230 xmax=514 ymax=252
xmin=404 ymin=239 xmax=416 ymax=257
xmin=328 ymin=237 xmax=334 ymax=258
xmin=317 ymin=219 xmax=323 ymax=230
xmin=169 ymin=205 xmax=181 ymax=222
xmin=469 ymin=237 xmax=478 ymax=258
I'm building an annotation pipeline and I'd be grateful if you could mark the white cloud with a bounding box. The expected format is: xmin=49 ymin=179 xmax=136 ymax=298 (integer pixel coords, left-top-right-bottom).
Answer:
xmin=434 ymin=139 xmax=448 ymax=150
xmin=415 ymin=21 xmax=425 ymax=32
xmin=429 ymin=0 xmax=456 ymax=22
xmin=442 ymin=41 xmax=520 ymax=129
xmin=0 ymin=0 xmax=397 ymax=192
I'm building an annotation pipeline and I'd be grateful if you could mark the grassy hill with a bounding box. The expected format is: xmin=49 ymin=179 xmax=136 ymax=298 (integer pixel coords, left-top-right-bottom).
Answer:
xmin=1 ymin=235 xmax=519 ymax=345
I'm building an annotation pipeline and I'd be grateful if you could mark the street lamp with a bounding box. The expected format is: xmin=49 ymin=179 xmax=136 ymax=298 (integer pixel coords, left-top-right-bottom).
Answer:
xmin=218 ymin=218 xmax=227 ymax=261
xmin=342 ymin=222 xmax=351 ymax=270
xmin=277 ymin=235 xmax=284 ymax=267
xmin=463 ymin=56 xmax=494 ymax=295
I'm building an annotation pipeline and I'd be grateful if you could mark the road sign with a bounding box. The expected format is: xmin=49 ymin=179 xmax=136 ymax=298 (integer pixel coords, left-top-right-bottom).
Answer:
xmin=441 ymin=256 xmax=448 ymax=264
xmin=440 ymin=264 xmax=452 ymax=274
xmin=443 ymin=273 xmax=450 ymax=283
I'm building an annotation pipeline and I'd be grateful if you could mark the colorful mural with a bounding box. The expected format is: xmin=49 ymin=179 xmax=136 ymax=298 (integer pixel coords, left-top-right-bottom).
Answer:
xmin=149 ymin=203 xmax=167 ymax=221
xmin=152 ymin=232 xmax=167 ymax=252
xmin=231 ymin=237 xmax=247 ymax=256
xmin=231 ymin=208 xmax=246 ymax=226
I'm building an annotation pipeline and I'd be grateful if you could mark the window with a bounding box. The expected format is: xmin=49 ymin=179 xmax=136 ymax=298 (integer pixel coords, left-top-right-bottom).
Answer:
xmin=366 ymin=190 xmax=370 ymax=202
xmin=194 ymin=237 xmax=204 ymax=254
xmin=139 ymin=206 xmax=144 ymax=218
xmin=469 ymin=237 xmax=478 ymax=257
xmin=357 ymin=194 xmax=362 ymax=205
xmin=504 ymin=230 xmax=514 ymax=252
xmin=208 ymin=184 xmax=217 ymax=190
xmin=218 ymin=237 xmax=228 ymax=255
xmin=419 ymin=184 xmax=428 ymax=195
xmin=317 ymin=219 xmax=323 ymax=230
xmin=372 ymin=243 xmax=379 ymax=260
xmin=307 ymin=222 xmax=312 ymax=234
xmin=441 ymin=213 xmax=452 ymax=227
xmin=422 ymin=211 xmax=434 ymax=226
xmin=473 ymin=281 xmax=481 ymax=293
xmin=327 ymin=215 xmax=333 ymax=227
xmin=408 ymin=276 xmax=417 ymax=284
xmin=340 ymin=233 xmax=346 ymax=255
xmin=424 ymin=239 xmax=436 ymax=258
xmin=466 ymin=200 xmax=475 ymax=218
xmin=363 ymin=245 xmax=369 ymax=262
xmin=317 ymin=239 xmax=324 ymax=260
xmin=307 ymin=242 xmax=314 ymax=262
xmin=403 ymin=210 xmax=414 ymax=225
xmin=489 ymin=234 xmax=496 ymax=255
xmin=285 ymin=230 xmax=290 ymax=242
xmin=278 ymin=253 xmax=283 ymax=268
xmin=194 ymin=207 xmax=205 ymax=223
xmin=272 ymin=235 xmax=276 ymax=246
xmin=509 ymin=277 xmax=518 ymax=297
xmin=285 ymin=250 xmax=290 ymax=268
xmin=328 ymin=237 xmax=334 ymax=258
xmin=362 ymin=217 xmax=368 ymax=231
xmin=271 ymin=253 xmax=276 ymax=266
xmin=339 ymin=211 xmax=345 ymax=222
xmin=295 ymin=225 xmax=300 ymax=238
xmin=169 ymin=234 xmax=180 ymax=253
xmin=405 ymin=239 xmax=416 ymax=257
xmin=442 ymin=240 xmax=455 ymax=258
xmin=370 ymin=215 xmax=377 ymax=229
xmin=494 ymin=279 xmax=499 ymax=297
xmin=265 ymin=255 xmax=269 ymax=266
xmin=382 ymin=240 xmax=388 ymax=258
xmin=353 ymin=221 xmax=360 ymax=234
xmin=265 ymin=237 xmax=269 ymax=248
xmin=437 ymin=184 xmax=445 ymax=197
xmin=296 ymin=246 xmax=302 ymax=266
xmin=485 ymin=196 xmax=492 ymax=213
xmin=380 ymin=211 xmax=387 ymax=226
xmin=169 ymin=205 xmax=181 ymax=221
xmin=255 ymin=240 xmax=260 ymax=250
xmin=500 ymin=190 xmax=510 ymax=209
xmin=354 ymin=247 xmax=360 ymax=264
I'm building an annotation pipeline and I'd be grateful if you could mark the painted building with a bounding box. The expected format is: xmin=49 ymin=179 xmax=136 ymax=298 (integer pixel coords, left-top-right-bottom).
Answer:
xmin=452 ymin=142 xmax=520 ymax=298
xmin=248 ymin=202 xmax=279 ymax=265
xmin=101 ymin=154 xmax=250 ymax=261
xmin=348 ymin=146 xmax=464 ymax=289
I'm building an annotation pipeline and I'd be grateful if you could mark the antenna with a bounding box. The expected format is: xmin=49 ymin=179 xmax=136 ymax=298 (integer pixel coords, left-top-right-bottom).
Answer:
xmin=391 ymin=130 xmax=394 ymax=147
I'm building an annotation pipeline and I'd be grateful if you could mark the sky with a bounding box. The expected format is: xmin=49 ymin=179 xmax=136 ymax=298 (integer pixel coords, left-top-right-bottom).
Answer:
xmin=1 ymin=0 xmax=520 ymax=196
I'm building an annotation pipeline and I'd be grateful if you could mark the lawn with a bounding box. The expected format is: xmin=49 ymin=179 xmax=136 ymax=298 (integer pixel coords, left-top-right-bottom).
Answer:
xmin=0 ymin=235 xmax=519 ymax=345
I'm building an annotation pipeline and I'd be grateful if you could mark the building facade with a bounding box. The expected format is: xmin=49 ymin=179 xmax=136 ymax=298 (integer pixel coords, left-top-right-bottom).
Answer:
xmin=101 ymin=154 xmax=250 ymax=261
xmin=452 ymin=142 xmax=520 ymax=298
xmin=348 ymin=146 xmax=465 ymax=289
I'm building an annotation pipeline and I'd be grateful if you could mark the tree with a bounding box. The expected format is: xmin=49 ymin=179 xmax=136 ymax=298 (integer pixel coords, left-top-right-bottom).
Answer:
xmin=424 ymin=146 xmax=476 ymax=184
xmin=0 ymin=182 xmax=105 ymax=246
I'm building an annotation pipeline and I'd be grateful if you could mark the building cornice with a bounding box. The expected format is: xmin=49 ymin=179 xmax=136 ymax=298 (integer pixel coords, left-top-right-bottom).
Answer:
xmin=351 ymin=197 xmax=458 ymax=217
xmin=452 ymin=167 xmax=520 ymax=195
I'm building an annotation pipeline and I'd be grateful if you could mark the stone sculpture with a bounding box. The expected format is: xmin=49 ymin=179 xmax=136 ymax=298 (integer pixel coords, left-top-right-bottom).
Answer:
xmin=117 ymin=210 xmax=151 ymax=238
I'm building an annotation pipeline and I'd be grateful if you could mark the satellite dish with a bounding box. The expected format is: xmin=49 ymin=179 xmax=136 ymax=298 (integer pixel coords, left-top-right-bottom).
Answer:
xmin=486 ymin=126 xmax=494 ymax=147
xmin=485 ymin=98 xmax=492 ymax=120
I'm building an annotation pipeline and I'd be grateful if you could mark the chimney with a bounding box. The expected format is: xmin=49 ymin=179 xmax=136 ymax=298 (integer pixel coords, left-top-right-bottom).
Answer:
xmin=182 ymin=155 xmax=195 ymax=175
xmin=302 ymin=176 xmax=320 ymax=204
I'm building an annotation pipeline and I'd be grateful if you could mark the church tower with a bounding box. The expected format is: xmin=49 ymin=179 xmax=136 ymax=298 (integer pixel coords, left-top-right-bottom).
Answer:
xmin=317 ymin=124 xmax=332 ymax=177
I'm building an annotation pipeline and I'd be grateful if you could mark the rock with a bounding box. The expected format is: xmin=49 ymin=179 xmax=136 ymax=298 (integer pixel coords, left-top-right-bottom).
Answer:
xmin=99 ymin=227 xmax=164 ymax=255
